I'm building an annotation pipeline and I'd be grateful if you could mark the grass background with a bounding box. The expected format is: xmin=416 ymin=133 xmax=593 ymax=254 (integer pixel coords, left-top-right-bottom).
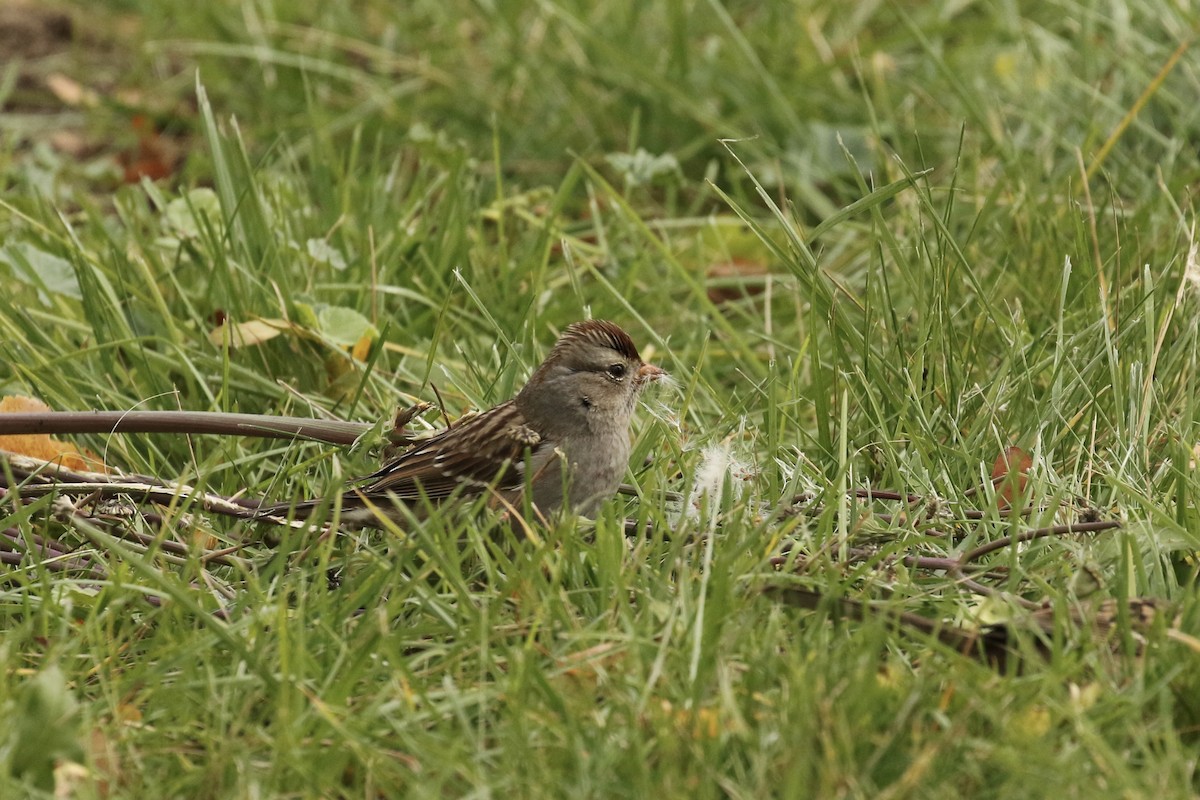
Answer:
xmin=2 ymin=0 xmax=1200 ymax=796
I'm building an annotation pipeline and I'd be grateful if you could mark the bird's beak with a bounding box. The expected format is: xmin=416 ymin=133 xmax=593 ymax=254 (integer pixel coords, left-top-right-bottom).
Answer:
xmin=636 ymin=363 xmax=666 ymax=384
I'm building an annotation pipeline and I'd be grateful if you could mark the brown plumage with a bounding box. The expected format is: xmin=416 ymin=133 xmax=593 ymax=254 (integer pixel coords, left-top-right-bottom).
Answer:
xmin=352 ymin=401 xmax=541 ymax=503
xmin=261 ymin=320 xmax=664 ymax=525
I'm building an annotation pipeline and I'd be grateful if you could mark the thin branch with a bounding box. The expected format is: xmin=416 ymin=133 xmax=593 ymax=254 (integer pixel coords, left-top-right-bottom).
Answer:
xmin=960 ymin=520 xmax=1120 ymax=564
xmin=761 ymin=584 xmax=1020 ymax=667
xmin=0 ymin=411 xmax=372 ymax=445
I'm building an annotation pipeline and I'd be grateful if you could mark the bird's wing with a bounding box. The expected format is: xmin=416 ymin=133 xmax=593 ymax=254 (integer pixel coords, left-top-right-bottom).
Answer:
xmin=356 ymin=401 xmax=548 ymax=502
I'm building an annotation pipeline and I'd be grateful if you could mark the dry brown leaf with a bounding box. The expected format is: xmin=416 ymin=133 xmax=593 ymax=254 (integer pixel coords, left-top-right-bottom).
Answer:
xmin=706 ymin=258 xmax=769 ymax=304
xmin=119 ymin=115 xmax=181 ymax=183
xmin=85 ymin=727 xmax=119 ymax=799
xmin=208 ymin=318 xmax=289 ymax=348
xmin=44 ymin=72 xmax=97 ymax=108
xmin=0 ymin=396 xmax=103 ymax=471
xmin=114 ymin=703 xmax=141 ymax=724
xmin=990 ymin=445 xmax=1031 ymax=510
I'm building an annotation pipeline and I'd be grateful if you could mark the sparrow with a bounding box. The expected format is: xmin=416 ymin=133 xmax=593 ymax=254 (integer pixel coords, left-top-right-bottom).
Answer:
xmin=263 ymin=320 xmax=665 ymax=526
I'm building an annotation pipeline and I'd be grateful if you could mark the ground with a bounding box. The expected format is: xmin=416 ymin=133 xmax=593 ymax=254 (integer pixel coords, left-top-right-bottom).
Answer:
xmin=1 ymin=1 xmax=1199 ymax=797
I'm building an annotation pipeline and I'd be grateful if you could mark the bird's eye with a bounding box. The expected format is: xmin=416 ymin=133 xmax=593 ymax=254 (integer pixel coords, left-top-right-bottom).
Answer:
xmin=606 ymin=363 xmax=627 ymax=379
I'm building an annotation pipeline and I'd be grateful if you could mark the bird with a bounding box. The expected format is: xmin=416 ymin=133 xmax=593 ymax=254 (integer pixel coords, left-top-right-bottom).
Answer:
xmin=261 ymin=320 xmax=665 ymax=526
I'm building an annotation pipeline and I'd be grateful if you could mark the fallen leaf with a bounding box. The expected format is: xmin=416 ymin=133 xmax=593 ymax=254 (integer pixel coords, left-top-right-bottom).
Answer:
xmin=85 ymin=727 xmax=119 ymax=798
xmin=350 ymin=333 xmax=373 ymax=362
xmin=990 ymin=446 xmax=1031 ymax=510
xmin=0 ymin=396 xmax=103 ymax=471
xmin=114 ymin=703 xmax=142 ymax=724
xmin=44 ymin=73 xmax=97 ymax=108
xmin=119 ymin=115 xmax=180 ymax=183
xmin=706 ymin=258 xmax=768 ymax=304
xmin=316 ymin=305 xmax=378 ymax=348
xmin=190 ymin=525 xmax=218 ymax=550
xmin=208 ymin=318 xmax=289 ymax=348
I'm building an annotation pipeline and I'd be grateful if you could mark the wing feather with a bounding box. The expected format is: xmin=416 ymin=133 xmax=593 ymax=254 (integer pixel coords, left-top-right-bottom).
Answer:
xmin=356 ymin=401 xmax=545 ymax=503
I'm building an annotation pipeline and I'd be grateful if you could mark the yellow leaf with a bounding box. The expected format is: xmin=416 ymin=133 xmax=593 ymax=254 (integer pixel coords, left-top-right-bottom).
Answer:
xmin=0 ymin=395 xmax=104 ymax=471
xmin=351 ymin=333 xmax=373 ymax=362
xmin=209 ymin=318 xmax=289 ymax=348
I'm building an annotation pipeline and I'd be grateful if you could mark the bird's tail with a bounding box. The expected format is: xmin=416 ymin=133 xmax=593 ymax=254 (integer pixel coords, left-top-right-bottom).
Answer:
xmin=252 ymin=491 xmax=399 ymax=528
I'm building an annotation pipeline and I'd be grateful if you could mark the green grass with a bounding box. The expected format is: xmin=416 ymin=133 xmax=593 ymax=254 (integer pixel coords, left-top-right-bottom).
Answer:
xmin=2 ymin=0 xmax=1200 ymax=796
